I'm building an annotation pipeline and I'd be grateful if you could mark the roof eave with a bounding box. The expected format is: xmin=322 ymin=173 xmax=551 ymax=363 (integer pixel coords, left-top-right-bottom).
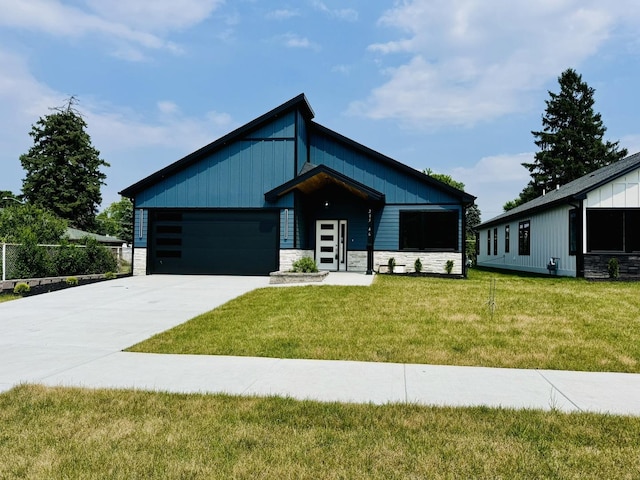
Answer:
xmin=265 ymin=164 xmax=385 ymax=204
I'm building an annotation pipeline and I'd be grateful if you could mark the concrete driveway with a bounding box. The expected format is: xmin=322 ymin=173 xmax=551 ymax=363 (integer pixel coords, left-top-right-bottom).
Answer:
xmin=2 ymin=273 xmax=640 ymax=416
xmin=0 ymin=274 xmax=270 ymax=392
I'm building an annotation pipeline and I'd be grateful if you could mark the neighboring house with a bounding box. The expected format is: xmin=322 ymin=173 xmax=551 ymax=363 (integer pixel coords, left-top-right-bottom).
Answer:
xmin=119 ymin=94 xmax=475 ymax=277
xmin=65 ymin=227 xmax=124 ymax=246
xmin=476 ymin=151 xmax=640 ymax=278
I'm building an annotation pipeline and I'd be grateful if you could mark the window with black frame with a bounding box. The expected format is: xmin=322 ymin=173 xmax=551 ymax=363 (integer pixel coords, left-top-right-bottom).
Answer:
xmin=518 ymin=220 xmax=530 ymax=255
xmin=399 ymin=210 xmax=459 ymax=251
xmin=505 ymin=224 xmax=510 ymax=253
xmin=587 ymin=209 xmax=640 ymax=252
xmin=568 ymin=209 xmax=578 ymax=255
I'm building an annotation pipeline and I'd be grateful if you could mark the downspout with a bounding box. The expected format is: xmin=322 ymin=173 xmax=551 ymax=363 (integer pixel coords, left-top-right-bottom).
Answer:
xmin=577 ymin=199 xmax=584 ymax=277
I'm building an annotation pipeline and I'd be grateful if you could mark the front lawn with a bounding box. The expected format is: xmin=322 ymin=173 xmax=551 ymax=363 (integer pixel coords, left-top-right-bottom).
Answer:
xmin=2 ymin=385 xmax=639 ymax=479
xmin=129 ymin=269 xmax=640 ymax=373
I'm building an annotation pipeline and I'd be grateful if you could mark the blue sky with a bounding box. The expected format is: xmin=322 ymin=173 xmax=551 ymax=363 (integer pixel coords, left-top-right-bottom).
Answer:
xmin=1 ymin=0 xmax=639 ymax=221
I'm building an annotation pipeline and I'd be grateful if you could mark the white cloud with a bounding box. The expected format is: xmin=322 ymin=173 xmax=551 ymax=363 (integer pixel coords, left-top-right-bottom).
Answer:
xmin=157 ymin=101 xmax=180 ymax=115
xmin=311 ymin=1 xmax=358 ymax=21
xmin=450 ymin=153 xmax=533 ymax=220
xmin=267 ymin=9 xmax=300 ymax=20
xmin=352 ymin=0 xmax=640 ymax=128
xmin=279 ymin=33 xmax=320 ymax=51
xmin=85 ymin=0 xmax=224 ymax=32
xmin=332 ymin=64 xmax=352 ymax=75
xmin=0 ymin=0 xmax=221 ymax=59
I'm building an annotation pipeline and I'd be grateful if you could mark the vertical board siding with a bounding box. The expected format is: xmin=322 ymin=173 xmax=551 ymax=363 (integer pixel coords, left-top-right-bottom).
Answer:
xmin=278 ymin=194 xmax=295 ymax=248
xmin=133 ymin=208 xmax=147 ymax=248
xmin=296 ymin=112 xmax=308 ymax=172
xmin=586 ymin=168 xmax=640 ymax=208
xmin=136 ymin=139 xmax=296 ymax=208
xmin=309 ymin=133 xmax=459 ymax=205
xmin=247 ymin=111 xmax=295 ymax=139
xmin=477 ymin=205 xmax=577 ymax=276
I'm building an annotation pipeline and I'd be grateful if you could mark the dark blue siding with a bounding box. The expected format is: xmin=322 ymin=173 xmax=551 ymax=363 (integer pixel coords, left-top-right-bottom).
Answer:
xmin=310 ymin=133 xmax=460 ymax=205
xmin=136 ymin=139 xmax=296 ymax=209
xmin=296 ymin=112 xmax=308 ymax=173
xmin=248 ymin=112 xmax=295 ymax=138
xmin=133 ymin=208 xmax=147 ymax=248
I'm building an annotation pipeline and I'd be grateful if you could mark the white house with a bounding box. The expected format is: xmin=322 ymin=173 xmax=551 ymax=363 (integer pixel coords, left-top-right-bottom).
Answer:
xmin=476 ymin=152 xmax=640 ymax=279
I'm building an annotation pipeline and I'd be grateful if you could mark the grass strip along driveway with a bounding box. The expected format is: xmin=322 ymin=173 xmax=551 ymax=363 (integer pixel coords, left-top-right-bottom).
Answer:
xmin=130 ymin=269 xmax=640 ymax=373
xmin=3 ymin=384 xmax=640 ymax=479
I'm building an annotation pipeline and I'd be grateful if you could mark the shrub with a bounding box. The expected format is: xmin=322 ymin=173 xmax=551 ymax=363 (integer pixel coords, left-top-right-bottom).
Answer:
xmin=291 ymin=257 xmax=318 ymax=273
xmin=445 ymin=260 xmax=454 ymax=275
xmin=13 ymin=282 xmax=30 ymax=295
xmin=104 ymin=271 xmax=117 ymax=279
xmin=65 ymin=276 xmax=79 ymax=286
xmin=13 ymin=231 xmax=54 ymax=279
xmin=81 ymin=237 xmax=118 ymax=274
xmin=388 ymin=257 xmax=396 ymax=273
xmin=52 ymin=241 xmax=85 ymax=276
xmin=608 ymin=257 xmax=619 ymax=279
xmin=414 ymin=258 xmax=422 ymax=273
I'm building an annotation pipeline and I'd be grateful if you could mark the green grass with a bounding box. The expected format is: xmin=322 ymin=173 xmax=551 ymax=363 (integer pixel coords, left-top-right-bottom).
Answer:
xmin=129 ymin=269 xmax=640 ymax=373
xmin=0 ymin=293 xmax=19 ymax=303
xmin=2 ymin=384 xmax=640 ymax=479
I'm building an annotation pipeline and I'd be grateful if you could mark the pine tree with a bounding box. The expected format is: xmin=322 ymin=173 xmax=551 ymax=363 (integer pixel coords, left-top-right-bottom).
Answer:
xmin=506 ymin=69 xmax=627 ymax=210
xmin=20 ymin=97 xmax=109 ymax=231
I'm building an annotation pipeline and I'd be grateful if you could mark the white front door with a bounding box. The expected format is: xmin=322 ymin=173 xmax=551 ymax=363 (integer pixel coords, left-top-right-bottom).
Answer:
xmin=316 ymin=220 xmax=347 ymax=271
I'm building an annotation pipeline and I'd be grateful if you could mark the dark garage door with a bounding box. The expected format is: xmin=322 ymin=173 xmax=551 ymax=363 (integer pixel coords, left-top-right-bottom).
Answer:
xmin=150 ymin=210 xmax=279 ymax=275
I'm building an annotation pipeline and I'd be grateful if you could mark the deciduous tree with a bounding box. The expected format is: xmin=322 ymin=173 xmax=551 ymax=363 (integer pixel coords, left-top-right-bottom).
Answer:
xmin=96 ymin=197 xmax=133 ymax=245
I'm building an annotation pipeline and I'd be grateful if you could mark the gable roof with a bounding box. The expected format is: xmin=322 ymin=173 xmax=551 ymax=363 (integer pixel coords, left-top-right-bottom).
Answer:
xmin=479 ymin=151 xmax=640 ymax=228
xmin=119 ymin=93 xmax=475 ymax=206
xmin=119 ymin=94 xmax=314 ymax=197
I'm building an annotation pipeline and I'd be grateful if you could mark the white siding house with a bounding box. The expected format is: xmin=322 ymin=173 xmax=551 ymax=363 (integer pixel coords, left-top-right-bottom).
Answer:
xmin=476 ymin=152 xmax=640 ymax=279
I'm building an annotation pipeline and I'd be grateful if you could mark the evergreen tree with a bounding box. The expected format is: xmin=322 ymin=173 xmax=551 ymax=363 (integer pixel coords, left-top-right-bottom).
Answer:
xmin=20 ymin=97 xmax=109 ymax=231
xmin=506 ymin=69 xmax=627 ymax=210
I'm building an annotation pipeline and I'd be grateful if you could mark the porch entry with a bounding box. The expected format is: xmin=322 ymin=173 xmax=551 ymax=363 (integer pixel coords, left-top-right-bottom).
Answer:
xmin=315 ymin=220 xmax=347 ymax=271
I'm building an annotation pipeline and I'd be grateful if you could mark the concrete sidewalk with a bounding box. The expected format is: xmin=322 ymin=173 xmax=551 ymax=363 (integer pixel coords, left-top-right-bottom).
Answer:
xmin=1 ymin=273 xmax=639 ymax=416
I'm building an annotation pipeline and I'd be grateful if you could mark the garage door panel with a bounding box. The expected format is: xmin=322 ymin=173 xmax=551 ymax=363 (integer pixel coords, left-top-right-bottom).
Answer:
xmin=150 ymin=210 xmax=278 ymax=275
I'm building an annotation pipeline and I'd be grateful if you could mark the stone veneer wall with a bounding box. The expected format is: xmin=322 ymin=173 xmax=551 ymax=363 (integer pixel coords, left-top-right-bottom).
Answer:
xmin=374 ymin=251 xmax=462 ymax=275
xmin=133 ymin=248 xmax=147 ymax=276
xmin=344 ymin=250 xmax=463 ymax=274
xmin=279 ymin=249 xmax=314 ymax=272
xmin=347 ymin=251 xmax=368 ymax=271
xmin=583 ymin=254 xmax=640 ymax=279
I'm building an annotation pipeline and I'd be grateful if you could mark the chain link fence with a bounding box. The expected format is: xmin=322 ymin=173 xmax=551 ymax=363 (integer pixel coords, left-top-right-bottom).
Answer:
xmin=1 ymin=243 xmax=131 ymax=281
